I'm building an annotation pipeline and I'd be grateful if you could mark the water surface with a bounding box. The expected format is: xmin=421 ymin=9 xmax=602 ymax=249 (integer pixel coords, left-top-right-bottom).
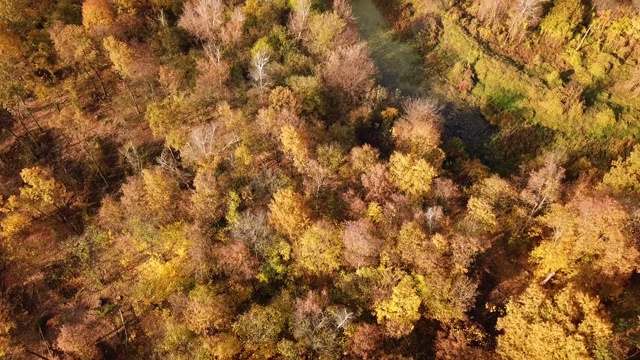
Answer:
xmin=351 ymin=0 xmax=425 ymax=97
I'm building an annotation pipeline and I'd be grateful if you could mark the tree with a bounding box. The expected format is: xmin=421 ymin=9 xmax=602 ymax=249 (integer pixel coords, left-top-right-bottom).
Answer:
xmin=414 ymin=271 xmax=477 ymax=324
xmin=347 ymin=323 xmax=385 ymax=359
xmin=293 ymin=221 xmax=343 ymax=277
xmin=56 ymin=322 xmax=102 ymax=359
xmin=194 ymin=58 xmax=231 ymax=103
xmin=520 ymin=152 xmax=565 ymax=216
xmin=601 ymin=144 xmax=640 ymax=196
xmin=145 ymin=95 xmax=202 ymax=149
xmin=133 ymin=225 xmax=193 ymax=304
xmin=142 ymin=167 xmax=181 ymax=225
xmin=323 ymin=42 xmax=376 ymax=111
xmin=396 ymin=221 xmax=448 ymax=269
xmin=53 ymin=107 xmax=109 ymax=186
xmin=374 ymin=274 xmax=421 ymax=338
xmin=191 ymin=166 xmax=227 ymax=226
xmin=305 ymin=11 xmax=346 ymax=56
xmin=16 ymin=166 xmax=78 ymax=233
xmin=507 ymin=0 xmax=550 ymax=41
xmin=103 ymin=36 xmax=158 ymax=114
xmin=213 ymin=241 xmax=259 ymax=281
xmin=178 ymin=0 xmax=224 ymax=43
xmin=388 ymin=152 xmax=437 ymax=201
xmin=279 ymin=124 xmax=310 ymax=174
xmin=478 ymin=0 xmax=511 ymax=25
xmin=532 ymin=195 xmax=639 ymax=291
xmin=181 ymin=121 xmax=239 ymax=166
xmin=233 ymin=292 xmax=292 ymax=358
xmin=496 ymin=284 xmax=613 ymax=360
xmin=49 ymin=23 xmax=108 ymax=97
xmin=251 ymin=38 xmax=272 ymax=90
xmin=425 ymin=205 xmax=444 ymax=234
xmin=288 ymin=0 xmax=312 ymax=41
xmin=393 ymin=98 xmax=442 ymax=159
xmin=185 ymin=285 xmax=234 ymax=334
xmin=0 ymin=298 xmax=15 ymax=358
xmin=268 ymin=188 xmax=311 ymax=239
xmin=292 ymin=291 xmax=345 ymax=358
xmin=342 ymin=219 xmax=382 ymax=268
xmin=0 ymin=0 xmax=30 ymax=25
xmin=82 ymin=0 xmax=115 ymax=36
xmin=361 ymin=164 xmax=393 ymax=202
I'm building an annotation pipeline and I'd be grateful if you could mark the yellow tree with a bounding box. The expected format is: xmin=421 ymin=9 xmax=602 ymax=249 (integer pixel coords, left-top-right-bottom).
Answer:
xmin=141 ymin=167 xmax=181 ymax=225
xmin=133 ymin=223 xmax=192 ymax=305
xmin=82 ymin=0 xmax=115 ymax=36
xmin=374 ymin=274 xmax=422 ymax=338
xmin=388 ymin=152 xmax=437 ymax=201
xmin=49 ymin=23 xmax=108 ymax=97
xmin=279 ymin=124 xmax=310 ymax=174
xmin=145 ymin=95 xmax=203 ymax=150
xmin=0 ymin=298 xmax=15 ymax=358
xmin=268 ymin=188 xmax=310 ymax=239
xmin=103 ymin=36 xmax=157 ymax=115
xmin=184 ymin=285 xmax=234 ymax=335
xmin=532 ymin=195 xmax=639 ymax=292
xmin=20 ymin=167 xmax=78 ymax=233
xmin=601 ymin=144 xmax=640 ymax=196
xmin=0 ymin=195 xmax=32 ymax=239
xmin=293 ymin=221 xmax=343 ymax=277
xmin=496 ymin=284 xmax=613 ymax=360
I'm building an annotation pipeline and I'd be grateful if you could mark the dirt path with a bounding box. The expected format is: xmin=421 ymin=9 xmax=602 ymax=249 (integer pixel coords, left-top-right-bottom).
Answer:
xmin=351 ymin=0 xmax=425 ymax=97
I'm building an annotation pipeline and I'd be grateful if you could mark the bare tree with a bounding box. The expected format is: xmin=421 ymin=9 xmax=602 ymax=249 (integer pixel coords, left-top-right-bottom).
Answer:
xmin=121 ymin=140 xmax=144 ymax=174
xmin=182 ymin=122 xmax=239 ymax=163
xmin=251 ymin=49 xmax=270 ymax=89
xmin=507 ymin=0 xmax=550 ymax=41
xmin=425 ymin=206 xmax=444 ymax=234
xmin=331 ymin=307 xmax=354 ymax=329
xmin=521 ymin=152 xmax=565 ymax=216
xmin=178 ymin=0 xmax=224 ymax=42
xmin=479 ymin=0 xmax=510 ymax=25
xmin=323 ymin=42 xmax=376 ymax=109
xmin=288 ymin=0 xmax=311 ymax=41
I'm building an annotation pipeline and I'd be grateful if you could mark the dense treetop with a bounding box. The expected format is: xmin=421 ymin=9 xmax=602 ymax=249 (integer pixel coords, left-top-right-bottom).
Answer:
xmin=1 ymin=0 xmax=640 ymax=358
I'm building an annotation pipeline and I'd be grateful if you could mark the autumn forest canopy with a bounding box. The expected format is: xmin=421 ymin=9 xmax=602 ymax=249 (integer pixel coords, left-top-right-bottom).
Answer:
xmin=1 ymin=0 xmax=640 ymax=358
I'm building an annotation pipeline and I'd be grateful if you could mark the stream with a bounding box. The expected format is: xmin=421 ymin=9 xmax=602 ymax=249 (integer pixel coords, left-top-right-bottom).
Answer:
xmin=350 ymin=0 xmax=496 ymax=153
xmin=351 ymin=0 xmax=426 ymax=97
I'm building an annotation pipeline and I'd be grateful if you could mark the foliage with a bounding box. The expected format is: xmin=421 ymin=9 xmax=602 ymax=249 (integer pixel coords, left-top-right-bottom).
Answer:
xmin=293 ymin=221 xmax=343 ymax=277
xmin=497 ymin=285 xmax=613 ymax=360
xmin=2 ymin=0 xmax=640 ymax=358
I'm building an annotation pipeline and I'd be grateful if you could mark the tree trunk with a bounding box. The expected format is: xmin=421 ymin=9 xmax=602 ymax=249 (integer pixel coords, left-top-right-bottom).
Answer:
xmin=123 ymin=80 xmax=141 ymax=116
xmin=87 ymin=63 xmax=108 ymax=98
